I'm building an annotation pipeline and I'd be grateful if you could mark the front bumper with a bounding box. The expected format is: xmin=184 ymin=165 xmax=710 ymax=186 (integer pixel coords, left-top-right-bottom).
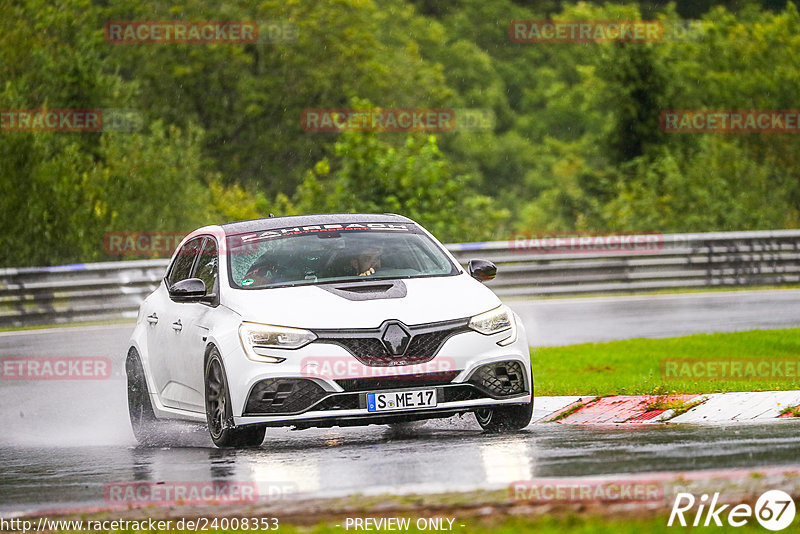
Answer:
xmin=225 ymin=316 xmax=533 ymax=428
xmin=241 ymin=358 xmax=528 ymax=418
xmin=241 ymin=395 xmax=533 ymax=428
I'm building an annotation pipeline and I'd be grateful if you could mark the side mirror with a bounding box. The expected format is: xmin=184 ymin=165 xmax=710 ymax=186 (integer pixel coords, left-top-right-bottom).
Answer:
xmin=168 ymin=278 xmax=207 ymax=302
xmin=467 ymin=259 xmax=497 ymax=282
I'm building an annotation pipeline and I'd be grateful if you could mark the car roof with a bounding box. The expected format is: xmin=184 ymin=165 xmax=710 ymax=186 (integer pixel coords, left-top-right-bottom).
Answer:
xmin=219 ymin=213 xmax=415 ymax=236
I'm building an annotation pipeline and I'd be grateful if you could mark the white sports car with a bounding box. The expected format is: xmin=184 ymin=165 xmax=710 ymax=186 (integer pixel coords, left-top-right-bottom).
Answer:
xmin=127 ymin=214 xmax=533 ymax=447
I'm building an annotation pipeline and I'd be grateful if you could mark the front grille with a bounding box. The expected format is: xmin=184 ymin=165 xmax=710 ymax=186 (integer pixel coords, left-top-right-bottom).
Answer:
xmin=467 ymin=360 xmax=527 ymax=397
xmin=336 ymin=371 xmax=460 ymax=392
xmin=313 ymin=318 xmax=470 ymax=367
xmin=406 ymin=330 xmax=457 ymax=357
xmin=244 ymin=378 xmax=328 ymax=415
xmin=332 ymin=338 xmax=388 ymax=361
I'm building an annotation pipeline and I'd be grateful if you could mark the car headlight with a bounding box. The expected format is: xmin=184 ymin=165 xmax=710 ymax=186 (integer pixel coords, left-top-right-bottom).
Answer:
xmin=238 ymin=322 xmax=317 ymax=363
xmin=468 ymin=305 xmax=517 ymax=346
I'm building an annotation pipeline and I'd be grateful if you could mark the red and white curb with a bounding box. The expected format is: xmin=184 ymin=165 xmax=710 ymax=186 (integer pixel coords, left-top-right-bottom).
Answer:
xmin=533 ymin=391 xmax=800 ymax=424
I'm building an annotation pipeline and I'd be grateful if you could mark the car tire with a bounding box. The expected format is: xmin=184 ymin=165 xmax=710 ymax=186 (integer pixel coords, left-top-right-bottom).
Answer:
xmin=126 ymin=348 xmax=172 ymax=447
xmin=205 ymin=348 xmax=265 ymax=448
xmin=474 ymin=400 xmax=533 ymax=432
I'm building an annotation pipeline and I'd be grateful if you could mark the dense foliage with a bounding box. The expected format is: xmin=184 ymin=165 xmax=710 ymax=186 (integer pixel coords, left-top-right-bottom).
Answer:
xmin=1 ymin=0 xmax=798 ymax=265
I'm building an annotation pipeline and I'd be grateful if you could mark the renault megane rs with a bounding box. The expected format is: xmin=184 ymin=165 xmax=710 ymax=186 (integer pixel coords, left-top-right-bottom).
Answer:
xmin=126 ymin=213 xmax=533 ymax=447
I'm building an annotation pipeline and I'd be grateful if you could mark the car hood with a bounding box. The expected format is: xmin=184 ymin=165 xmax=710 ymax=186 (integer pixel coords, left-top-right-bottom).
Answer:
xmin=225 ymin=273 xmax=501 ymax=329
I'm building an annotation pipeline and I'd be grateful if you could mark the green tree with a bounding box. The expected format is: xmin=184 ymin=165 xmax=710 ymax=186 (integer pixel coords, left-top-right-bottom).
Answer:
xmin=101 ymin=0 xmax=455 ymax=194
xmin=293 ymin=130 xmax=509 ymax=243
xmin=0 ymin=0 xmax=276 ymax=266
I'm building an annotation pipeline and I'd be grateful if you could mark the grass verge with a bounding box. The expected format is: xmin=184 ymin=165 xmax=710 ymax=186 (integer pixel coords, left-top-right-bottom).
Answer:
xmin=531 ymin=328 xmax=800 ymax=396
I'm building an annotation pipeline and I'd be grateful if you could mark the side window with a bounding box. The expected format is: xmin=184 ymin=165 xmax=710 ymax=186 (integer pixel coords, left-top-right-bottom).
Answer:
xmin=194 ymin=238 xmax=218 ymax=293
xmin=167 ymin=237 xmax=203 ymax=287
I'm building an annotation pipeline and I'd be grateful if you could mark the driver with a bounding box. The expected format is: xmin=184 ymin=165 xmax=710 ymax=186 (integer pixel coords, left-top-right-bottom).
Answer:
xmin=243 ymin=258 xmax=282 ymax=286
xmin=351 ymin=246 xmax=382 ymax=277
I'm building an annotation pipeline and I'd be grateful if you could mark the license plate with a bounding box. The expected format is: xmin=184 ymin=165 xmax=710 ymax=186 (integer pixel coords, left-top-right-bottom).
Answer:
xmin=366 ymin=389 xmax=437 ymax=412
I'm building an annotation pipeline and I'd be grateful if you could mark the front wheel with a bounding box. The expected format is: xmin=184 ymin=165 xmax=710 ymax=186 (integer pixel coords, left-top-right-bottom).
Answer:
xmin=475 ymin=399 xmax=533 ymax=432
xmin=205 ymin=349 xmax=265 ymax=448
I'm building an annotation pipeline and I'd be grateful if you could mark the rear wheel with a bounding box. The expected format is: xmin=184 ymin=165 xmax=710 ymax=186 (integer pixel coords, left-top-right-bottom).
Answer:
xmin=205 ymin=349 xmax=265 ymax=448
xmin=126 ymin=349 xmax=171 ymax=446
xmin=475 ymin=400 xmax=533 ymax=432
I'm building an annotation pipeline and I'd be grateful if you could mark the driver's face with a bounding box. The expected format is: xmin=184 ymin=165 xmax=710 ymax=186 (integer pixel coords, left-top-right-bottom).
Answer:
xmin=245 ymin=264 xmax=276 ymax=286
xmin=351 ymin=249 xmax=381 ymax=274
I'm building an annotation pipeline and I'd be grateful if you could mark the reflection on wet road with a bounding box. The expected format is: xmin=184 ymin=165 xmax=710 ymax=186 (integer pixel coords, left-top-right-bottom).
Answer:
xmin=2 ymin=419 xmax=800 ymax=515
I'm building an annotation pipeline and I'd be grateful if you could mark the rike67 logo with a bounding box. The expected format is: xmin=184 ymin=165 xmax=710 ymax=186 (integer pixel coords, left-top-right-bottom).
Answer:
xmin=669 ymin=491 xmax=796 ymax=530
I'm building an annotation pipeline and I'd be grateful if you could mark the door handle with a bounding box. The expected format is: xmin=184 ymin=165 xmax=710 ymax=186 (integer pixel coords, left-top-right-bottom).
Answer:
xmin=146 ymin=313 xmax=158 ymax=324
xmin=172 ymin=319 xmax=182 ymax=332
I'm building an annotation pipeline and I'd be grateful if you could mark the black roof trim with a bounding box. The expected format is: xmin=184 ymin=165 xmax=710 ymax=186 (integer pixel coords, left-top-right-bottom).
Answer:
xmin=219 ymin=213 xmax=414 ymax=236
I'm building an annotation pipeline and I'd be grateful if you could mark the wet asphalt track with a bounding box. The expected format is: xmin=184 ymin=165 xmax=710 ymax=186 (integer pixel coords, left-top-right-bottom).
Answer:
xmin=1 ymin=290 xmax=799 ymax=515
xmin=2 ymin=421 xmax=800 ymax=516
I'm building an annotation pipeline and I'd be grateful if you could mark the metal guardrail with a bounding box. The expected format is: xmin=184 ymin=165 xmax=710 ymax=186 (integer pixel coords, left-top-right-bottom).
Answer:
xmin=1 ymin=230 xmax=799 ymax=327
xmin=449 ymin=229 xmax=800 ymax=297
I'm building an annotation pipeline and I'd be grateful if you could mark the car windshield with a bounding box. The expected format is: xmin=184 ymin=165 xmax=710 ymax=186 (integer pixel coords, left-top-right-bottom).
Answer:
xmin=226 ymin=224 xmax=458 ymax=289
